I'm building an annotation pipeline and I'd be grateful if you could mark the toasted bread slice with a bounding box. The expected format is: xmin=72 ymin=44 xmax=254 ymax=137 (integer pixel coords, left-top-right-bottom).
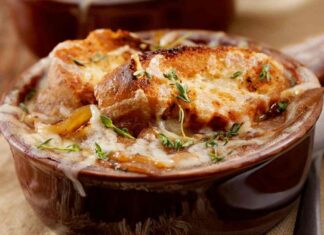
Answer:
xmin=95 ymin=46 xmax=292 ymax=135
xmin=35 ymin=29 xmax=148 ymax=121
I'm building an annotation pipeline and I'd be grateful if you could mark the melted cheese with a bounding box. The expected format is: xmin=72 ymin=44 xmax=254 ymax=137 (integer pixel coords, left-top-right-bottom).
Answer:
xmin=0 ymin=31 xmax=321 ymax=183
xmin=142 ymin=50 xmax=287 ymax=129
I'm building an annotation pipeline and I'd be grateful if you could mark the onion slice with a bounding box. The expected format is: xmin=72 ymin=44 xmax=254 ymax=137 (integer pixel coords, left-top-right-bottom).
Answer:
xmin=46 ymin=105 xmax=92 ymax=135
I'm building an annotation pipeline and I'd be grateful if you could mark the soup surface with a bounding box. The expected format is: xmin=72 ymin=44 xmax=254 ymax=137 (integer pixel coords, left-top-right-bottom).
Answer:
xmin=0 ymin=29 xmax=321 ymax=175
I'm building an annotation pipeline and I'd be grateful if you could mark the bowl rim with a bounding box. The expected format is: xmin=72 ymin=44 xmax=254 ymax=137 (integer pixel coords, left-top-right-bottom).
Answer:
xmin=0 ymin=29 xmax=323 ymax=182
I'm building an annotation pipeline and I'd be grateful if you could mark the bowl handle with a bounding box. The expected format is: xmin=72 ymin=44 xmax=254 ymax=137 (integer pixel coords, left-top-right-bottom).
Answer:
xmin=283 ymin=34 xmax=324 ymax=84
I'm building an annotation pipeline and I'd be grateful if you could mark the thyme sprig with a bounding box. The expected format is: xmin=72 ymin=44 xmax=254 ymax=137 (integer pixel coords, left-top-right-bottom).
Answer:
xmin=100 ymin=115 xmax=135 ymax=139
xmin=205 ymin=136 xmax=223 ymax=163
xmin=163 ymin=69 xmax=191 ymax=103
xmin=158 ymin=133 xmax=193 ymax=151
xmin=208 ymin=122 xmax=243 ymax=146
xmin=176 ymin=83 xmax=190 ymax=103
xmin=37 ymin=138 xmax=81 ymax=152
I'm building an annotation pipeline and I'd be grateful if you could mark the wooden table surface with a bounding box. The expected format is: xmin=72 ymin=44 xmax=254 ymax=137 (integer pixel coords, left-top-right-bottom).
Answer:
xmin=0 ymin=0 xmax=324 ymax=234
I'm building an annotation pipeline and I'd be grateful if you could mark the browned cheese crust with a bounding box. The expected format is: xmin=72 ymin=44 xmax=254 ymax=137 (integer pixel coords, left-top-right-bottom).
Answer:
xmin=95 ymin=46 xmax=291 ymax=135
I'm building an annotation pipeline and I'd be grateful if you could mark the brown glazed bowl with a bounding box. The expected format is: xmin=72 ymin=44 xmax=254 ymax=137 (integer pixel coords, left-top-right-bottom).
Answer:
xmin=7 ymin=0 xmax=234 ymax=57
xmin=0 ymin=30 xmax=323 ymax=235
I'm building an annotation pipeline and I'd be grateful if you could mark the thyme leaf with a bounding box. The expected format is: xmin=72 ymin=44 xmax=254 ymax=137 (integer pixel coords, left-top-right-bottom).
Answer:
xmin=163 ymin=69 xmax=179 ymax=82
xmin=228 ymin=123 xmax=243 ymax=137
xmin=100 ymin=115 xmax=135 ymax=139
xmin=37 ymin=138 xmax=81 ymax=152
xmin=205 ymin=139 xmax=218 ymax=148
xmin=208 ymin=152 xmax=224 ymax=163
xmin=277 ymin=101 xmax=289 ymax=113
xmin=230 ymin=71 xmax=243 ymax=79
xmin=95 ymin=143 xmax=108 ymax=160
xmin=259 ymin=64 xmax=271 ymax=81
xmin=163 ymin=69 xmax=190 ymax=103
xmin=176 ymin=83 xmax=190 ymax=103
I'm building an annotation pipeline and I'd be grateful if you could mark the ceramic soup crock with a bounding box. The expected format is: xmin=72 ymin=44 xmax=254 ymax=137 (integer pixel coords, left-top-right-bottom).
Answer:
xmin=0 ymin=30 xmax=323 ymax=235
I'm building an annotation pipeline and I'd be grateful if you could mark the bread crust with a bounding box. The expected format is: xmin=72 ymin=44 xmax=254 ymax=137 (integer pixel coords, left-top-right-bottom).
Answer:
xmin=35 ymin=29 xmax=147 ymax=121
xmin=95 ymin=46 xmax=291 ymax=134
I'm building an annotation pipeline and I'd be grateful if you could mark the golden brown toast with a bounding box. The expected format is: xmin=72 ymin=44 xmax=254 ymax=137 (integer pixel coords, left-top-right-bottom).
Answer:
xmin=35 ymin=29 xmax=148 ymax=121
xmin=95 ymin=46 xmax=292 ymax=135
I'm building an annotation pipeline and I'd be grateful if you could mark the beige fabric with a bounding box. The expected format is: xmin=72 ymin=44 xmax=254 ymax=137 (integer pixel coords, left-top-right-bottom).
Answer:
xmin=0 ymin=137 xmax=53 ymax=235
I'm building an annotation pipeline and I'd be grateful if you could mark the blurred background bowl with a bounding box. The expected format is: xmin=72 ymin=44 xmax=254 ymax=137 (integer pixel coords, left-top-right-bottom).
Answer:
xmin=7 ymin=0 xmax=235 ymax=57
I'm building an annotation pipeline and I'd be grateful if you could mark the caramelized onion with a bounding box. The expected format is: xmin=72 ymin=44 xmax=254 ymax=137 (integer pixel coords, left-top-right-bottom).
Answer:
xmin=46 ymin=105 xmax=92 ymax=135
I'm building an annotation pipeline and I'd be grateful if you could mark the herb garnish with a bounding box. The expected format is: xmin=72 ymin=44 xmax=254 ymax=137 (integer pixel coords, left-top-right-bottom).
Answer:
xmin=163 ymin=69 xmax=191 ymax=103
xmin=209 ymin=122 xmax=243 ymax=145
xmin=176 ymin=83 xmax=190 ymax=103
xmin=19 ymin=103 xmax=29 ymax=113
xmin=100 ymin=115 xmax=135 ymax=139
xmin=277 ymin=101 xmax=289 ymax=113
xmin=227 ymin=123 xmax=242 ymax=137
xmin=205 ymin=139 xmax=218 ymax=148
xmin=230 ymin=71 xmax=243 ymax=79
xmin=158 ymin=133 xmax=193 ymax=151
xmin=206 ymin=137 xmax=223 ymax=163
xmin=71 ymin=57 xmax=86 ymax=67
xmin=208 ymin=152 xmax=224 ymax=163
xmin=95 ymin=143 xmax=108 ymax=160
xmin=163 ymin=69 xmax=179 ymax=82
xmin=132 ymin=53 xmax=151 ymax=79
xmin=37 ymin=138 xmax=81 ymax=152
xmin=259 ymin=64 xmax=271 ymax=81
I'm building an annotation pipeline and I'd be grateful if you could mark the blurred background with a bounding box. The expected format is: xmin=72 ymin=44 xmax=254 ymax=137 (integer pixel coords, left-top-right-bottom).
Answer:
xmin=1 ymin=0 xmax=324 ymax=94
